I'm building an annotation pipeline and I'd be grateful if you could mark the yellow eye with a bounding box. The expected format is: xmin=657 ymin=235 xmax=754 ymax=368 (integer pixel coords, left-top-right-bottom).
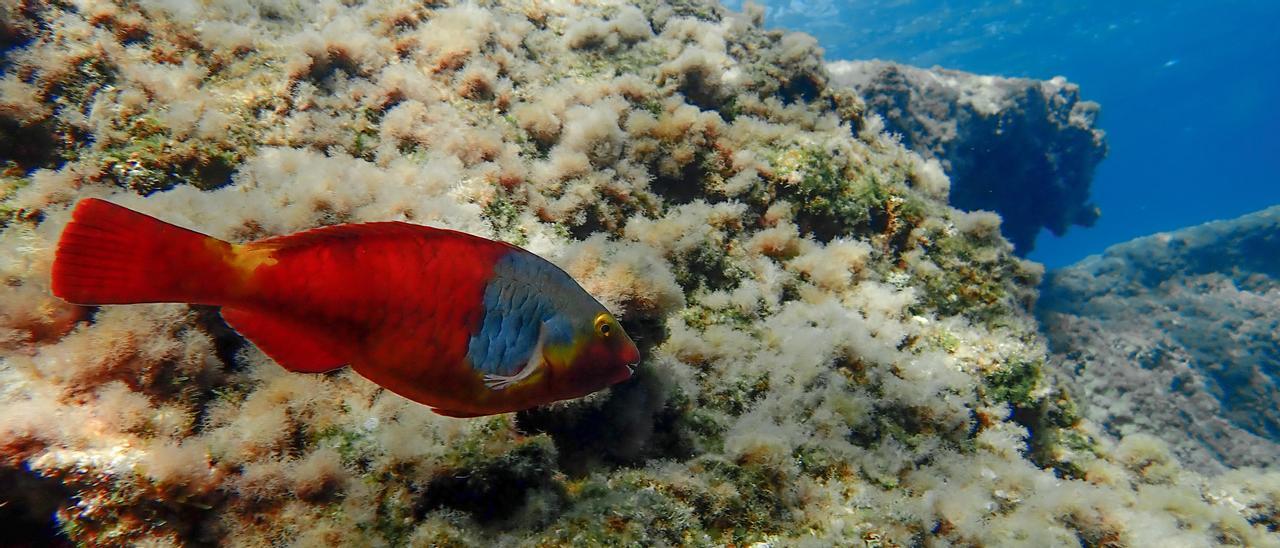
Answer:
xmin=594 ymin=313 xmax=613 ymax=338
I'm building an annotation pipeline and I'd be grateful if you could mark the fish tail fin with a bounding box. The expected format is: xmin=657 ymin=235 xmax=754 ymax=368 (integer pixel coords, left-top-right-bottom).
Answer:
xmin=52 ymin=198 xmax=236 ymax=305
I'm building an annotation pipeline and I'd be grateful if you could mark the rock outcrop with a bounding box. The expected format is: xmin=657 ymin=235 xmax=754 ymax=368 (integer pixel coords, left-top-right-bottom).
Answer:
xmin=829 ymin=60 xmax=1107 ymax=254
xmin=1040 ymin=206 xmax=1280 ymax=473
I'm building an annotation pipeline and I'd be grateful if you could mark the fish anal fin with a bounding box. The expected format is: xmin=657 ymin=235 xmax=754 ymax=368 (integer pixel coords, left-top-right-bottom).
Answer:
xmin=431 ymin=407 xmax=489 ymax=418
xmin=221 ymin=307 xmax=348 ymax=373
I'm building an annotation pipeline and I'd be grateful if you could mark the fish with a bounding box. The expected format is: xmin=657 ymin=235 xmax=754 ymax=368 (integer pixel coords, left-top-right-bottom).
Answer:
xmin=50 ymin=198 xmax=641 ymax=417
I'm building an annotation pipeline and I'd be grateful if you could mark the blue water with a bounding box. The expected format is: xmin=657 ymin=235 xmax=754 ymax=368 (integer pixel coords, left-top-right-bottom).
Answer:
xmin=727 ymin=0 xmax=1280 ymax=268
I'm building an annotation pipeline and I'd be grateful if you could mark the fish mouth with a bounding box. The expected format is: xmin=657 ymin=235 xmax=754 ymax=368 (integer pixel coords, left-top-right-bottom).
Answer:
xmin=608 ymin=361 xmax=638 ymax=385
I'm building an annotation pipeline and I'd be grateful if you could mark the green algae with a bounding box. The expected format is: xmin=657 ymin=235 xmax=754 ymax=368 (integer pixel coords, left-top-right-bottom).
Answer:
xmin=481 ymin=190 xmax=529 ymax=246
xmin=678 ymin=302 xmax=758 ymax=332
xmin=769 ymin=146 xmax=873 ymax=240
xmin=0 ymin=171 xmax=28 ymax=227
xmin=909 ymin=227 xmax=1031 ymax=327
xmin=700 ymin=372 xmax=771 ymax=417
xmin=670 ymin=242 xmax=750 ymax=292
xmin=51 ymin=54 xmax=119 ymax=110
xmin=984 ymin=358 xmax=1042 ymax=409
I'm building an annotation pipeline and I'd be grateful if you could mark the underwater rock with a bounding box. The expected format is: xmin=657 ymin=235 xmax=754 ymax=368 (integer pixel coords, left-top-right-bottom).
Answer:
xmin=828 ymin=60 xmax=1107 ymax=254
xmin=0 ymin=1 xmax=1277 ymax=546
xmin=1041 ymin=206 xmax=1280 ymax=473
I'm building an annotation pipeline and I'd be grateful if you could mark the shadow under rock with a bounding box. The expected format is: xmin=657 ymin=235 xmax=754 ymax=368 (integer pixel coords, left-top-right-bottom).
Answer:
xmin=0 ymin=465 xmax=72 ymax=547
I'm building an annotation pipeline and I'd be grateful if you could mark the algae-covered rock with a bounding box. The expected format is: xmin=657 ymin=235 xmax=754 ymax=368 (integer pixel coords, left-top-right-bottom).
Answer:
xmin=1041 ymin=206 xmax=1280 ymax=474
xmin=0 ymin=1 xmax=1275 ymax=546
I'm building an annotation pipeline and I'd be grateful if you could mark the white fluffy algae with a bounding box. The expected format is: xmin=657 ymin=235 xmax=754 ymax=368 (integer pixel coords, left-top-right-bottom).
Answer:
xmin=0 ymin=1 xmax=1276 ymax=545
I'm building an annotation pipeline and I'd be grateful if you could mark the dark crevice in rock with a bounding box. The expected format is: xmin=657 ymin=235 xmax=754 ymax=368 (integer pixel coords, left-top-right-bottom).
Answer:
xmin=416 ymin=439 xmax=562 ymax=525
xmin=0 ymin=117 xmax=60 ymax=173
xmin=0 ymin=466 xmax=71 ymax=548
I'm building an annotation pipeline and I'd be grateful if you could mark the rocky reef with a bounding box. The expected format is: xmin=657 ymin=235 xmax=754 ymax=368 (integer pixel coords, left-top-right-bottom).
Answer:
xmin=1040 ymin=206 xmax=1280 ymax=474
xmin=0 ymin=1 xmax=1275 ymax=546
xmin=827 ymin=60 xmax=1107 ymax=254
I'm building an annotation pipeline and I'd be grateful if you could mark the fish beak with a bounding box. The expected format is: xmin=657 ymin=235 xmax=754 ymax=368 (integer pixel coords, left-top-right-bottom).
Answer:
xmin=617 ymin=340 xmax=641 ymax=380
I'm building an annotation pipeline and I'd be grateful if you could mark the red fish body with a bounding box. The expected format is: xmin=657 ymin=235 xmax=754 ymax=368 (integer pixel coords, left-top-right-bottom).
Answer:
xmin=51 ymin=199 xmax=640 ymax=417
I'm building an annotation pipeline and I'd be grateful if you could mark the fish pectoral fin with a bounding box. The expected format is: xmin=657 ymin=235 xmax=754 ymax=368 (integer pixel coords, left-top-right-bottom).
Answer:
xmin=221 ymin=307 xmax=348 ymax=373
xmin=483 ymin=322 xmax=546 ymax=391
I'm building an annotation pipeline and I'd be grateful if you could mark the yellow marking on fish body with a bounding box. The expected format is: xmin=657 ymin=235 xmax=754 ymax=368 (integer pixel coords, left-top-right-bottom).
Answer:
xmin=545 ymin=335 xmax=586 ymax=371
xmin=203 ymin=238 xmax=278 ymax=294
xmin=228 ymin=243 xmax=279 ymax=274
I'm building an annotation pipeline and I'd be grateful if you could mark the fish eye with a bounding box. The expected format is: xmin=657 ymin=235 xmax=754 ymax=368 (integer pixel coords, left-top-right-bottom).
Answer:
xmin=594 ymin=313 xmax=613 ymax=338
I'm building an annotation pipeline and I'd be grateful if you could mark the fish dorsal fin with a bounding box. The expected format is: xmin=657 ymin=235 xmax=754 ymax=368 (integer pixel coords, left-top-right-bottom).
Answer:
xmin=221 ymin=307 xmax=348 ymax=373
xmin=250 ymin=221 xmax=497 ymax=253
xmin=251 ymin=221 xmax=413 ymax=248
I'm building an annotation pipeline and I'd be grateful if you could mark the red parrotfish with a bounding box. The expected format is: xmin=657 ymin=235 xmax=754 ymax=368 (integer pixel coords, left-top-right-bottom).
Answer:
xmin=50 ymin=198 xmax=640 ymax=417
